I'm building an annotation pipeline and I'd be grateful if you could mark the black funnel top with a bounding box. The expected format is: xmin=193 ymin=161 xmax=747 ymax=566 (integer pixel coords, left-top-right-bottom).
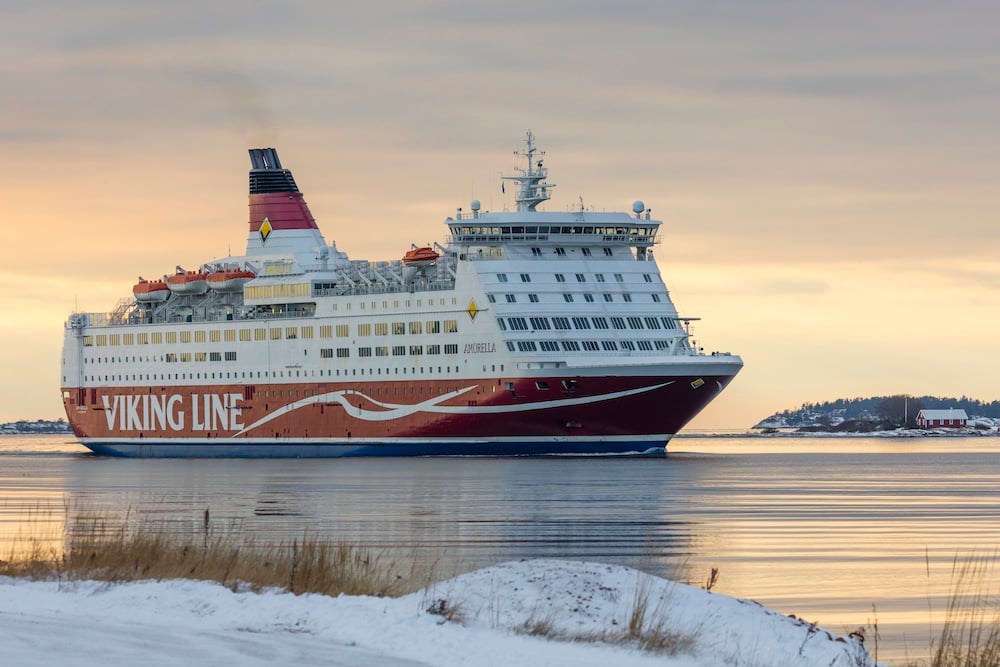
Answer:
xmin=248 ymin=148 xmax=300 ymax=194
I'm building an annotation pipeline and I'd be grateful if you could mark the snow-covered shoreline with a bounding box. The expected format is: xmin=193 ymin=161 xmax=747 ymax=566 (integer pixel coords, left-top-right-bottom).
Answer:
xmin=0 ymin=559 xmax=877 ymax=667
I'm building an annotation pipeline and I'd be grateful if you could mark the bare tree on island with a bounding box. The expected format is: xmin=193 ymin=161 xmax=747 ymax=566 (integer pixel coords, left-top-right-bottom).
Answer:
xmin=876 ymin=395 xmax=925 ymax=429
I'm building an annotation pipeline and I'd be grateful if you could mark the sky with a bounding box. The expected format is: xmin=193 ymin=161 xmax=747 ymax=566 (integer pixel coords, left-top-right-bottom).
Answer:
xmin=3 ymin=0 xmax=999 ymax=429
xmin=0 ymin=558 xmax=875 ymax=666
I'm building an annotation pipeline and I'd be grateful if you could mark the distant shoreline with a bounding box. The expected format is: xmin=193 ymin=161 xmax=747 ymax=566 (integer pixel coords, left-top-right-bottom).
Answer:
xmin=677 ymin=427 xmax=999 ymax=438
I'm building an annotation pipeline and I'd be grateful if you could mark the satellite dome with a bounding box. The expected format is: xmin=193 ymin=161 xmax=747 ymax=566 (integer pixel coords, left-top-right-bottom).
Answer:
xmin=632 ymin=200 xmax=645 ymax=214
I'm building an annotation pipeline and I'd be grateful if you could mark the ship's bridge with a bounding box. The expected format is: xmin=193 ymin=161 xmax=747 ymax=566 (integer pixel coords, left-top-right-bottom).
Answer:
xmin=446 ymin=211 xmax=660 ymax=249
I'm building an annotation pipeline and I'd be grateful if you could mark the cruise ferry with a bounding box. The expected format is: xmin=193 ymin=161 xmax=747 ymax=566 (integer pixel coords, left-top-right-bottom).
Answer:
xmin=61 ymin=133 xmax=742 ymax=457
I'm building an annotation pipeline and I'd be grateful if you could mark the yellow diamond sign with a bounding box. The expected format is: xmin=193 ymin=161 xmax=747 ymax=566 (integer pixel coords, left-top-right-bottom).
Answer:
xmin=259 ymin=217 xmax=273 ymax=243
xmin=467 ymin=299 xmax=478 ymax=320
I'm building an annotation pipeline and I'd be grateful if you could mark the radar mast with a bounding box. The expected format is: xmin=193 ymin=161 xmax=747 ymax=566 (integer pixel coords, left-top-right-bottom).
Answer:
xmin=502 ymin=130 xmax=556 ymax=212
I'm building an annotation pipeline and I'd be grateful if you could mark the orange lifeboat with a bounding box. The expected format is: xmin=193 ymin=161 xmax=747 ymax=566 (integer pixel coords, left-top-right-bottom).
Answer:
xmin=133 ymin=278 xmax=170 ymax=303
xmin=402 ymin=246 xmax=439 ymax=267
xmin=166 ymin=270 xmax=209 ymax=295
xmin=206 ymin=268 xmax=256 ymax=292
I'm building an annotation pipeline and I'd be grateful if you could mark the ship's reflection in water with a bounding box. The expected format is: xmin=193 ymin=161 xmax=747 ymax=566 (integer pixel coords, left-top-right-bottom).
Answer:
xmin=60 ymin=457 xmax=700 ymax=579
xmin=4 ymin=435 xmax=1000 ymax=665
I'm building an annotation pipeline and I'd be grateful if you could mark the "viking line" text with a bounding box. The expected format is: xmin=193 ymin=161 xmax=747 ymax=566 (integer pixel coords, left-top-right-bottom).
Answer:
xmin=101 ymin=394 xmax=244 ymax=431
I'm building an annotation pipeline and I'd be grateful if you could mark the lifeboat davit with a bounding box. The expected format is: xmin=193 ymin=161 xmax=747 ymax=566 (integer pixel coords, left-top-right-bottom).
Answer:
xmin=402 ymin=247 xmax=439 ymax=267
xmin=207 ymin=268 xmax=256 ymax=292
xmin=166 ymin=270 xmax=209 ymax=295
xmin=132 ymin=278 xmax=170 ymax=303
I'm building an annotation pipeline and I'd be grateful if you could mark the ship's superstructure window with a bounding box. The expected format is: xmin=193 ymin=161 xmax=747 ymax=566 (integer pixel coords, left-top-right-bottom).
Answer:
xmin=300 ymin=326 xmax=313 ymax=338
xmin=603 ymin=248 xmax=613 ymax=256
xmin=166 ymin=332 xmax=177 ymax=343
xmin=376 ymin=346 xmax=389 ymax=356
xmin=517 ymin=342 xmax=537 ymax=351
xmin=359 ymin=347 xmax=372 ymax=357
xmin=553 ymin=317 xmax=570 ymax=330
xmin=652 ymin=294 xmax=661 ymax=302
xmin=520 ymin=273 xmax=531 ymax=282
xmin=225 ymin=351 xmax=237 ymax=361
xmin=595 ymin=274 xmax=605 ymax=282
xmin=555 ymin=248 xmax=566 ymax=256
xmin=444 ymin=344 xmax=458 ymax=354
xmin=638 ymin=341 xmax=653 ymax=351
xmin=505 ymin=294 xmax=517 ymax=303
xmin=487 ymin=294 xmax=496 ymax=303
xmin=575 ymin=274 xmax=585 ymax=282
xmin=529 ymin=317 xmax=550 ymax=330
xmin=392 ymin=322 xmax=405 ymax=335
xmin=427 ymin=344 xmax=441 ymax=355
xmin=582 ymin=248 xmax=591 ymax=256
xmin=320 ymin=348 xmax=334 ymax=358
xmin=614 ymin=273 xmax=624 ymax=282
xmin=539 ymin=341 xmax=559 ymax=352
xmin=337 ymin=348 xmax=350 ymax=358
xmin=426 ymin=321 xmax=441 ymax=334
xmin=593 ymin=317 xmax=608 ymax=329
xmin=375 ymin=323 xmax=388 ymax=336
xmin=623 ymin=294 xmax=632 ymax=302
xmin=627 ymin=317 xmax=644 ymax=329
xmin=555 ymin=274 xmax=566 ymax=283
xmin=643 ymin=274 xmax=653 ymax=283
xmin=584 ymin=294 xmax=594 ymax=302
xmin=561 ymin=341 xmax=580 ymax=351
xmin=246 ymin=283 xmax=310 ymax=300
xmin=497 ymin=273 xmax=508 ymax=282
xmin=621 ymin=341 xmax=636 ymax=351
xmin=286 ymin=327 xmax=297 ymax=339
xmin=508 ymin=317 xmax=528 ymax=331
xmin=531 ymin=248 xmax=542 ymax=256
xmin=409 ymin=322 xmax=423 ymax=334
xmin=270 ymin=327 xmax=281 ymax=340
xmin=393 ymin=345 xmax=406 ymax=355
xmin=320 ymin=325 xmax=332 ymax=338
xmin=645 ymin=317 xmax=662 ymax=329
xmin=528 ymin=294 xmax=539 ymax=302
xmin=336 ymin=324 xmax=349 ymax=337
xmin=444 ymin=319 xmax=458 ymax=333
xmin=572 ymin=317 xmax=590 ymax=330
xmin=358 ymin=323 xmax=371 ymax=336
xmin=209 ymin=352 xmax=222 ymax=361
xmin=601 ymin=341 xmax=618 ymax=351
xmin=582 ymin=341 xmax=600 ymax=351
xmin=563 ymin=294 xmax=573 ymax=302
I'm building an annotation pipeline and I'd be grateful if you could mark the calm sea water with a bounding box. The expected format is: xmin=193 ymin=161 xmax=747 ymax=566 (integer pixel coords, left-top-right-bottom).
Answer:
xmin=3 ymin=434 xmax=1000 ymax=664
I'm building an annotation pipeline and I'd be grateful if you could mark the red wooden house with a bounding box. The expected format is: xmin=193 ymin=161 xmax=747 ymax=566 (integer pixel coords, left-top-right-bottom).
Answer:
xmin=916 ymin=409 xmax=968 ymax=428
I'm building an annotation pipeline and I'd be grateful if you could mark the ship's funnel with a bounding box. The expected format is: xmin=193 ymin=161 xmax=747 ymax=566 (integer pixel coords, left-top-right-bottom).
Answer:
xmin=244 ymin=148 xmax=328 ymax=261
xmin=247 ymin=148 xmax=319 ymax=236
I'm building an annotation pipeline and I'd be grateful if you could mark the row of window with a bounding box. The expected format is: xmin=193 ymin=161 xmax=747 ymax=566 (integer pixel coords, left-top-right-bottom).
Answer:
xmin=508 ymin=340 xmax=673 ymax=352
xmin=491 ymin=292 xmax=660 ymax=304
xmin=330 ymin=297 xmax=458 ymax=311
xmin=319 ymin=344 xmax=460 ymax=359
xmin=82 ymin=320 xmax=460 ymax=347
xmin=82 ymin=365 xmax=484 ymax=384
xmin=499 ymin=272 xmax=655 ymax=283
xmin=498 ymin=315 xmax=678 ymax=332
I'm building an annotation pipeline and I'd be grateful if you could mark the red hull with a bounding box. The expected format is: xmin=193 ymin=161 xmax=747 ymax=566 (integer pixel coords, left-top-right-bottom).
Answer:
xmin=63 ymin=374 xmax=735 ymax=444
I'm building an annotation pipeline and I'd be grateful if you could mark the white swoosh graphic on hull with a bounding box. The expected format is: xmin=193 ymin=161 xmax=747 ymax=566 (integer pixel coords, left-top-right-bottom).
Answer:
xmin=232 ymin=382 xmax=673 ymax=437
